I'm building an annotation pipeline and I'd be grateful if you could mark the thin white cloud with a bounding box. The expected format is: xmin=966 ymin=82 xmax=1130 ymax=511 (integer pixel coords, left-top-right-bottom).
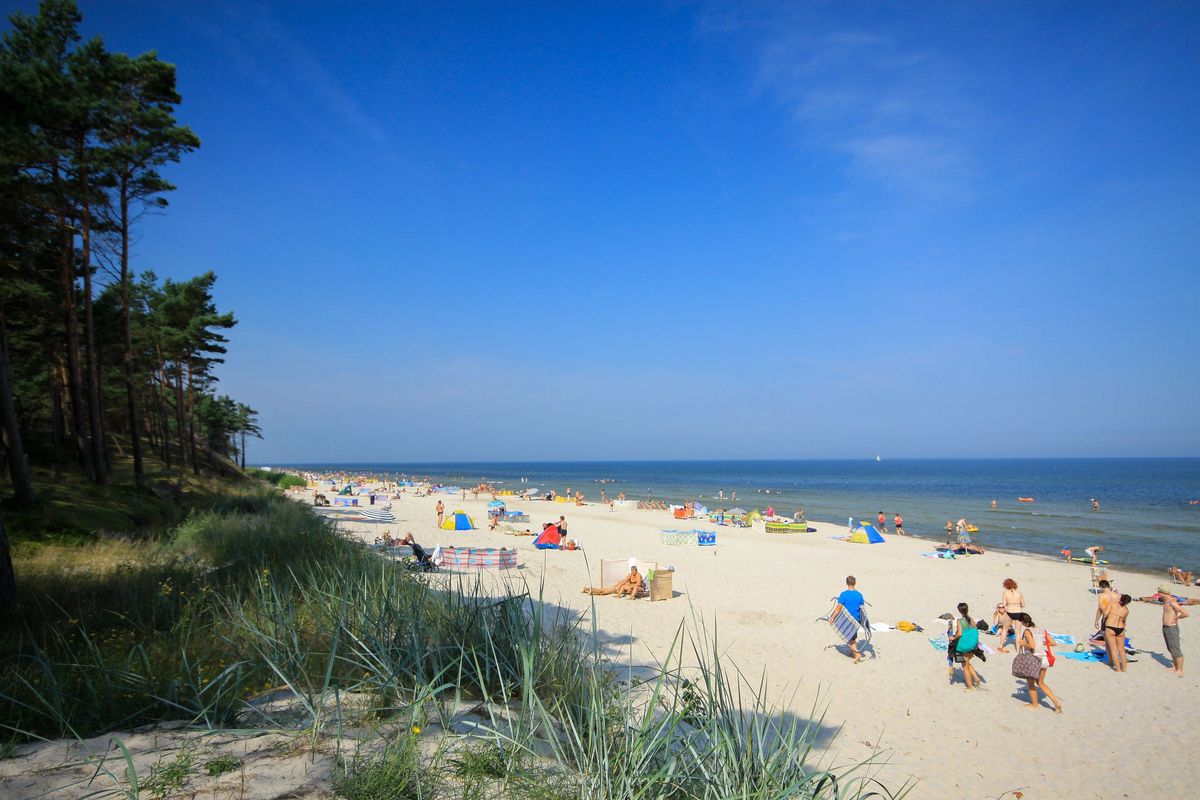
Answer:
xmin=187 ymin=2 xmax=389 ymax=149
xmin=700 ymin=3 xmax=978 ymax=201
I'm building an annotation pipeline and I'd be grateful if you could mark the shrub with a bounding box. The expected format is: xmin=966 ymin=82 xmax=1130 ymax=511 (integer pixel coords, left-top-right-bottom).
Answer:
xmin=278 ymin=474 xmax=307 ymax=489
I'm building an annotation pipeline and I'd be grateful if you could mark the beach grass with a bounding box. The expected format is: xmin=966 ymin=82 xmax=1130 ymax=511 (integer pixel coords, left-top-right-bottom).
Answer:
xmin=1 ymin=481 xmax=907 ymax=799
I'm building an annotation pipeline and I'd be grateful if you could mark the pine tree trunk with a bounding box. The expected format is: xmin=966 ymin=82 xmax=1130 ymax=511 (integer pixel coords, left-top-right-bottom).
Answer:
xmin=57 ymin=206 xmax=93 ymax=482
xmin=79 ymin=179 xmax=108 ymax=485
xmin=0 ymin=309 xmax=35 ymax=506
xmin=241 ymin=430 xmax=247 ymax=470
xmin=186 ymin=360 xmax=199 ymax=476
xmin=49 ymin=357 xmax=64 ymax=480
xmin=118 ymin=186 xmax=145 ymax=488
xmin=0 ymin=504 xmax=15 ymax=614
xmin=153 ymin=348 xmax=171 ymax=469
xmin=174 ymin=361 xmax=187 ymax=479
xmin=144 ymin=385 xmax=157 ymax=453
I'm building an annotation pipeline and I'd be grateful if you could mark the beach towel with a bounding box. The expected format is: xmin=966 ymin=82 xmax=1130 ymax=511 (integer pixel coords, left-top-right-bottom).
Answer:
xmin=1063 ymin=650 xmax=1108 ymax=664
xmin=928 ymin=635 xmax=949 ymax=651
xmin=1048 ymin=633 xmax=1075 ymax=646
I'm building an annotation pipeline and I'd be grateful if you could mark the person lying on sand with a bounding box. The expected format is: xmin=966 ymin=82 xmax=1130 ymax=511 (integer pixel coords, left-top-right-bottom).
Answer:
xmin=1137 ymin=593 xmax=1200 ymax=606
xmin=937 ymin=543 xmax=986 ymax=555
xmin=582 ymin=566 xmax=644 ymax=598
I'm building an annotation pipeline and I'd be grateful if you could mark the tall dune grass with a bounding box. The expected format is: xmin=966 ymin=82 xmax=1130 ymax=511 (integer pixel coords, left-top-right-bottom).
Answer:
xmin=1 ymin=488 xmax=907 ymax=798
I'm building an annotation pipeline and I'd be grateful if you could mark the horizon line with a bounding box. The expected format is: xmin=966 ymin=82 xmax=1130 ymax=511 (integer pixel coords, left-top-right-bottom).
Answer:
xmin=252 ymin=455 xmax=1200 ymax=466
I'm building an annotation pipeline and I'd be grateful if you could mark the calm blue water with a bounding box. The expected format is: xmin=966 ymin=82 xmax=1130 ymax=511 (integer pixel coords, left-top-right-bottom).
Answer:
xmin=270 ymin=459 xmax=1200 ymax=575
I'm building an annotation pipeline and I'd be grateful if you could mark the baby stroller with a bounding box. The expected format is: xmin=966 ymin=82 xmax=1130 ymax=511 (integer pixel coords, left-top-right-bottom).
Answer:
xmin=406 ymin=541 xmax=437 ymax=572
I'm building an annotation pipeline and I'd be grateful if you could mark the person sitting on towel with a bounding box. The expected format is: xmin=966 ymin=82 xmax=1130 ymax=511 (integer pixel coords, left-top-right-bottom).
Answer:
xmin=582 ymin=566 xmax=643 ymax=598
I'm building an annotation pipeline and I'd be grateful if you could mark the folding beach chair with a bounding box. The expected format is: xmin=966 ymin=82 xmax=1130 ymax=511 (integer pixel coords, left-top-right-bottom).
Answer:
xmin=816 ymin=598 xmax=872 ymax=646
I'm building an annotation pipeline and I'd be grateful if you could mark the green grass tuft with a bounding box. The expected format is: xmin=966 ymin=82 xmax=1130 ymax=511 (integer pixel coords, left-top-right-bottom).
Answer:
xmin=202 ymin=753 xmax=241 ymax=777
xmin=334 ymin=734 xmax=428 ymax=800
xmin=141 ymin=744 xmax=195 ymax=800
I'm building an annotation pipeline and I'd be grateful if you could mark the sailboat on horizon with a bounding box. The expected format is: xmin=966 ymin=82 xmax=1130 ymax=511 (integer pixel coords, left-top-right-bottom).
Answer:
xmin=875 ymin=454 xmax=882 ymax=462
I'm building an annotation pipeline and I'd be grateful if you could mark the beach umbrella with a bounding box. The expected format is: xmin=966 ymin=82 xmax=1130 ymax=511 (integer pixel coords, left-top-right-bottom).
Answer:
xmin=487 ymin=500 xmax=506 ymax=508
xmin=727 ymin=507 xmax=747 ymax=515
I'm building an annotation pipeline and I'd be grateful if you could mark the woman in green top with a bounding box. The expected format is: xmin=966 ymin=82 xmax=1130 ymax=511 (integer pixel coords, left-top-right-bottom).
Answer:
xmin=954 ymin=602 xmax=981 ymax=690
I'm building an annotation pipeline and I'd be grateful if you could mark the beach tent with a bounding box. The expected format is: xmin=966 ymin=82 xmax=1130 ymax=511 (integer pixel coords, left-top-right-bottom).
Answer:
xmin=441 ymin=510 xmax=475 ymax=530
xmin=848 ymin=524 xmax=885 ymax=544
xmin=533 ymin=524 xmax=562 ymax=550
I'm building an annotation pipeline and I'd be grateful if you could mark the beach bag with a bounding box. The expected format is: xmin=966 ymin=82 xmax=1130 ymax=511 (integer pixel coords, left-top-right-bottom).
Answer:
xmin=955 ymin=624 xmax=979 ymax=653
xmin=1012 ymin=652 xmax=1041 ymax=680
xmin=1044 ymin=630 xmax=1056 ymax=667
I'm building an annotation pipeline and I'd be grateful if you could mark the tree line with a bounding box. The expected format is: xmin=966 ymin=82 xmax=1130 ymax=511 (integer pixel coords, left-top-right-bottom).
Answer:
xmin=0 ymin=0 xmax=261 ymax=512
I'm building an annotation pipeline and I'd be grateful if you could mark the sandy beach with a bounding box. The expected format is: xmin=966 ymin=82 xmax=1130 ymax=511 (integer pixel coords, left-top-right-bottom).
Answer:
xmin=315 ymin=487 xmax=1198 ymax=799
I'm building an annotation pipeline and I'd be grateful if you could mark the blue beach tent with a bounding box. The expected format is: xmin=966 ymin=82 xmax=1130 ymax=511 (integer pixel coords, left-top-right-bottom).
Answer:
xmin=441 ymin=510 xmax=475 ymax=530
xmin=848 ymin=524 xmax=885 ymax=544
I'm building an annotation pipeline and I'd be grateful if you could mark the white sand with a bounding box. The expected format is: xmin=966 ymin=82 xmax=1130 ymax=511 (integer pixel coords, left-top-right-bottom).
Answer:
xmin=324 ymin=488 xmax=1198 ymax=798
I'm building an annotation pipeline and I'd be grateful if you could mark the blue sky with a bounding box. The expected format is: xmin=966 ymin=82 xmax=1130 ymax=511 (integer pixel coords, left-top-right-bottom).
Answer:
xmin=16 ymin=1 xmax=1199 ymax=461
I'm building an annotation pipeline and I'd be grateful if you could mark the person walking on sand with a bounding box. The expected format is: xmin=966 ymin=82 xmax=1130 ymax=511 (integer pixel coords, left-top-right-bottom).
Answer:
xmin=894 ymin=512 xmax=905 ymax=535
xmin=877 ymin=511 xmax=887 ymax=533
xmin=436 ymin=500 xmax=445 ymax=527
xmin=837 ymin=576 xmax=866 ymax=665
xmin=1011 ymin=613 xmax=1063 ymax=712
xmin=1158 ymin=585 xmax=1190 ymax=675
xmin=954 ymin=603 xmax=981 ymax=689
xmin=1104 ymin=594 xmax=1132 ymax=673
xmin=558 ymin=515 xmax=569 ymax=536
xmin=996 ymin=578 xmax=1027 ymax=653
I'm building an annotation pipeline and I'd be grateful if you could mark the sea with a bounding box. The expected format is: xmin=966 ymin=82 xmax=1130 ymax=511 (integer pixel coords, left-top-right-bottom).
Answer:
xmin=270 ymin=459 xmax=1200 ymax=576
